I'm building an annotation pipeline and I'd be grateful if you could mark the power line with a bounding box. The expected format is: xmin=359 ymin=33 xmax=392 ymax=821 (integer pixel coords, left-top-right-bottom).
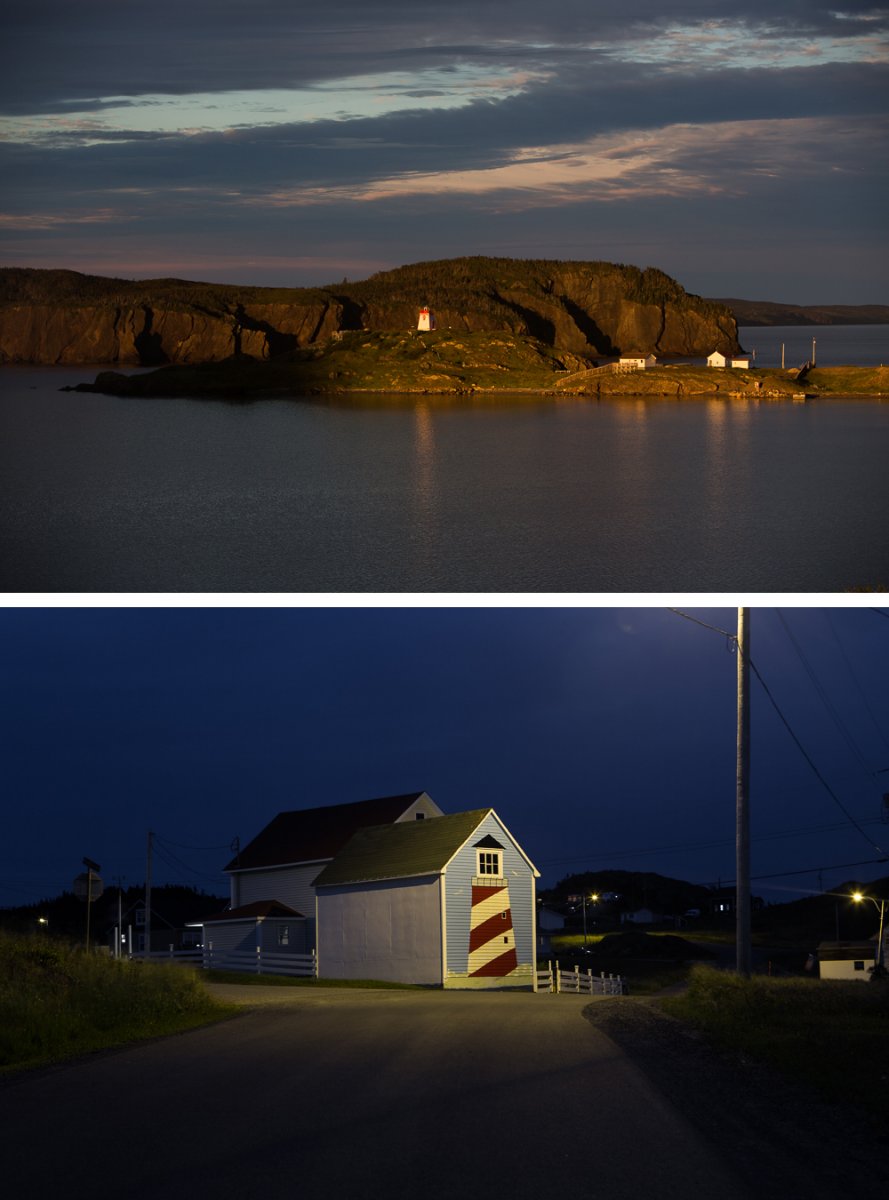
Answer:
xmin=825 ymin=609 xmax=889 ymax=757
xmin=747 ymin=653 xmax=887 ymax=859
xmin=666 ymin=609 xmax=735 ymax=640
xmin=538 ymin=815 xmax=886 ymax=868
xmin=667 ymin=606 xmax=886 ymax=859
xmin=776 ymin=609 xmax=883 ymax=793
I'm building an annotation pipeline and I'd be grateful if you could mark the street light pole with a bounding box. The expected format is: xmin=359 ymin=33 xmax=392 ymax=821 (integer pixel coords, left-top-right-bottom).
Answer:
xmin=736 ymin=608 xmax=752 ymax=977
xmin=852 ymin=892 xmax=886 ymax=978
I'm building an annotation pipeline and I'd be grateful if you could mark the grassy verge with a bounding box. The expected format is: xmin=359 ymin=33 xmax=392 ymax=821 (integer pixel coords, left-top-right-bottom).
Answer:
xmin=661 ymin=965 xmax=889 ymax=1120
xmin=0 ymin=933 xmax=239 ymax=1073
xmin=203 ymin=969 xmax=421 ymax=989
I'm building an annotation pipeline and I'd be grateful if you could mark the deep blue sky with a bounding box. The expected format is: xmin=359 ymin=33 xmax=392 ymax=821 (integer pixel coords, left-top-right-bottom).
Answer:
xmin=1 ymin=2 xmax=886 ymax=301
xmin=2 ymin=605 xmax=887 ymax=908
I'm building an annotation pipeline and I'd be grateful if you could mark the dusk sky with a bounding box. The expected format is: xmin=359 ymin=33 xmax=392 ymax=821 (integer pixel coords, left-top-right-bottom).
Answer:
xmin=1 ymin=2 xmax=887 ymax=302
xmin=3 ymin=605 xmax=888 ymax=910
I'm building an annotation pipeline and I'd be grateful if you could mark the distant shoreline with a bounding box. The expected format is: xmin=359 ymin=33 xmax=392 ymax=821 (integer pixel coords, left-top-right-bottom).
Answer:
xmin=66 ymin=361 xmax=889 ymax=402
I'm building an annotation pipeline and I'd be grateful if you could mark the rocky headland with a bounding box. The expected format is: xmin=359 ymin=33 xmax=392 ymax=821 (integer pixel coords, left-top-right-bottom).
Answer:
xmin=0 ymin=257 xmax=739 ymax=366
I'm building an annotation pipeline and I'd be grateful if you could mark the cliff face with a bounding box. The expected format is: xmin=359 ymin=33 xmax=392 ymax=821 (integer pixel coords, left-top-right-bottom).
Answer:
xmin=0 ymin=260 xmax=738 ymax=365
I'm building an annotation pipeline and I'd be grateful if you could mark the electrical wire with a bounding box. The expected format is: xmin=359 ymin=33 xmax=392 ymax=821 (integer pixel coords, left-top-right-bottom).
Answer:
xmin=746 ymin=652 xmax=887 ymax=858
xmin=825 ymin=609 xmax=889 ymax=757
xmin=667 ymin=606 xmax=886 ymax=859
xmin=666 ymin=609 xmax=735 ymax=640
xmin=776 ymin=609 xmax=883 ymax=793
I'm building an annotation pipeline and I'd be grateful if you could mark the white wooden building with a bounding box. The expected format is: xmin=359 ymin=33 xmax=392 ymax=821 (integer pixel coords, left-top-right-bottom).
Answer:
xmin=199 ymin=899 xmax=308 ymax=958
xmin=817 ymin=940 xmax=877 ymax=981
xmin=314 ymin=808 xmax=539 ymax=987
xmin=618 ymin=352 xmax=657 ymax=370
xmin=221 ymin=792 xmax=443 ymax=951
xmin=708 ymin=350 xmax=751 ymax=369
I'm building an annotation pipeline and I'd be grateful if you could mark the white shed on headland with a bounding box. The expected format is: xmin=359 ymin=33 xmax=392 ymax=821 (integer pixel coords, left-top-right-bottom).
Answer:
xmin=708 ymin=350 xmax=751 ymax=369
xmin=619 ymin=352 xmax=657 ymax=370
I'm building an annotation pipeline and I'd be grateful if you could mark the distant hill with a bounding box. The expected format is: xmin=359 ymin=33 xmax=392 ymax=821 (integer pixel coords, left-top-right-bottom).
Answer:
xmin=0 ymin=258 xmax=738 ymax=365
xmin=712 ymin=297 xmax=889 ymax=327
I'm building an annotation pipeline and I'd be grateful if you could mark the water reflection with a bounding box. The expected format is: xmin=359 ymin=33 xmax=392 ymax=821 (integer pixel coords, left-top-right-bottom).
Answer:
xmin=410 ymin=402 xmax=440 ymax=578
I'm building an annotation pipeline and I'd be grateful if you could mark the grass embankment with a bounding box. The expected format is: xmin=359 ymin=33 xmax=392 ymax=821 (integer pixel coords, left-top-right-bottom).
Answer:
xmin=662 ymin=965 xmax=889 ymax=1120
xmin=0 ymin=933 xmax=239 ymax=1073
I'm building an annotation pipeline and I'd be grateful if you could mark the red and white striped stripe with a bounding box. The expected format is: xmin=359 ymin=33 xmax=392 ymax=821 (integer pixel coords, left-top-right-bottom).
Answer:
xmin=468 ymin=882 xmax=518 ymax=977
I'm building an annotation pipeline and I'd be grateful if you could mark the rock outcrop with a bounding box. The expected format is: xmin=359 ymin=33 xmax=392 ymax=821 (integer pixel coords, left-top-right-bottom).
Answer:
xmin=0 ymin=259 xmax=738 ymax=365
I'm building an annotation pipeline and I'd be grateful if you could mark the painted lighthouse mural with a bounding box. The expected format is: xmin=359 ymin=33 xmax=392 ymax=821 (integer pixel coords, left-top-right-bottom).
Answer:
xmin=467 ymin=836 xmax=518 ymax=977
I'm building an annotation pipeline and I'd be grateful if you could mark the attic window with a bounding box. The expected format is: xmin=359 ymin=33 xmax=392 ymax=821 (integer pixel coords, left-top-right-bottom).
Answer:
xmin=477 ymin=850 xmax=501 ymax=876
xmin=415 ymin=813 xmax=425 ymax=820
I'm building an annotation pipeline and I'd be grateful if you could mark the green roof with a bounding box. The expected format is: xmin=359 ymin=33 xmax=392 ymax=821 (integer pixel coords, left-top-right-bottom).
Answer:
xmin=313 ymin=809 xmax=492 ymax=887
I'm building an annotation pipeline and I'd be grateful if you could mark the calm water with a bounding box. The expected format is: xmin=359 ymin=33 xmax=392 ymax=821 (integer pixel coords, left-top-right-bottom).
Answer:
xmin=1 ymin=341 xmax=887 ymax=593
xmin=738 ymin=323 xmax=889 ymax=368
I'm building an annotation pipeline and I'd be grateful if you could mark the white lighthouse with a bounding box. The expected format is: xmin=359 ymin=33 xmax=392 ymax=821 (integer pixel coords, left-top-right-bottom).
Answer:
xmin=417 ymin=307 xmax=436 ymax=331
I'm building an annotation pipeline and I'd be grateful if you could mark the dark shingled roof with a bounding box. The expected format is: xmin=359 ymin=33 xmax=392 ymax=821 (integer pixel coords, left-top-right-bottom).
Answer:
xmin=203 ymin=900 xmax=305 ymax=923
xmin=314 ymin=809 xmax=492 ymax=887
xmin=225 ymin=792 xmax=429 ymax=872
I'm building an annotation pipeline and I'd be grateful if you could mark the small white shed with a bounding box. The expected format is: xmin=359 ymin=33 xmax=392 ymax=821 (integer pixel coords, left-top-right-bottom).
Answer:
xmin=619 ymin=352 xmax=657 ymax=370
xmin=817 ymin=940 xmax=876 ymax=981
xmin=707 ymin=350 xmax=728 ymax=367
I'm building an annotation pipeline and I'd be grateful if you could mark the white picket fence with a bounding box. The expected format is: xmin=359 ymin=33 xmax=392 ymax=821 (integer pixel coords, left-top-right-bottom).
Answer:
xmin=535 ymin=960 xmax=625 ymax=996
xmin=202 ymin=947 xmax=317 ymax=978
xmin=137 ymin=946 xmax=317 ymax=978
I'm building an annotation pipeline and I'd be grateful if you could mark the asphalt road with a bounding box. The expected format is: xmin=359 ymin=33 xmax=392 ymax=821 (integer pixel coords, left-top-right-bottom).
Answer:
xmin=2 ymin=987 xmax=754 ymax=1200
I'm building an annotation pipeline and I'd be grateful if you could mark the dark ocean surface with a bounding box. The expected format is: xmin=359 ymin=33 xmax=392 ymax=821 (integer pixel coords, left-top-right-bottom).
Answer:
xmin=1 ymin=326 xmax=887 ymax=593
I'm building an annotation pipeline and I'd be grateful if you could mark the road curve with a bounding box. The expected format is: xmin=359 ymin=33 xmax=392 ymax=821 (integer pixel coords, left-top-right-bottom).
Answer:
xmin=2 ymin=988 xmax=751 ymax=1200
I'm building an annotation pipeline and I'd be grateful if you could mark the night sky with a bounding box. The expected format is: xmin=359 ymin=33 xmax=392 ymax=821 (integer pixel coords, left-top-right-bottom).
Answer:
xmin=1 ymin=2 xmax=887 ymax=301
xmin=3 ymin=605 xmax=887 ymax=909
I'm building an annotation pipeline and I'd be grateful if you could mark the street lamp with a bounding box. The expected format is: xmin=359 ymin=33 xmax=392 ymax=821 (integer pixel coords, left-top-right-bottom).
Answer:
xmin=582 ymin=893 xmax=599 ymax=948
xmin=852 ymin=892 xmax=886 ymax=979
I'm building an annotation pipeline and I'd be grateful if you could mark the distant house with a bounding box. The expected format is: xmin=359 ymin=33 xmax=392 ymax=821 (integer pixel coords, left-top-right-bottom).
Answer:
xmin=730 ymin=356 xmax=751 ymax=369
xmin=817 ymin=940 xmax=877 ymax=982
xmin=707 ymin=350 xmax=728 ymax=367
xmin=223 ymin=792 xmax=444 ymax=950
xmin=619 ymin=352 xmax=657 ymax=370
xmin=314 ymin=808 xmax=539 ymax=987
xmin=199 ymin=899 xmax=308 ymax=959
xmin=621 ymin=907 xmax=661 ymax=925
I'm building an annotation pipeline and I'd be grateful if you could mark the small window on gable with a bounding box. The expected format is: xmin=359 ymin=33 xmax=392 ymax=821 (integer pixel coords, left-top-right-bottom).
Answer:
xmin=415 ymin=812 xmax=425 ymax=820
xmin=478 ymin=850 xmax=501 ymax=877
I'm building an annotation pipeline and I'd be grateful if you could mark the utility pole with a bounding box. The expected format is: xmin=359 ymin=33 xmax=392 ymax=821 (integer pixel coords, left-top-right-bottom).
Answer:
xmin=736 ymin=608 xmax=751 ymax=977
xmin=145 ymin=830 xmax=153 ymax=958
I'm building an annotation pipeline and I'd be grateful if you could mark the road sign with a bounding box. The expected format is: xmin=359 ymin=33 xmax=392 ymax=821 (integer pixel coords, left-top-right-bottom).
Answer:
xmin=73 ymin=872 xmax=103 ymax=901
